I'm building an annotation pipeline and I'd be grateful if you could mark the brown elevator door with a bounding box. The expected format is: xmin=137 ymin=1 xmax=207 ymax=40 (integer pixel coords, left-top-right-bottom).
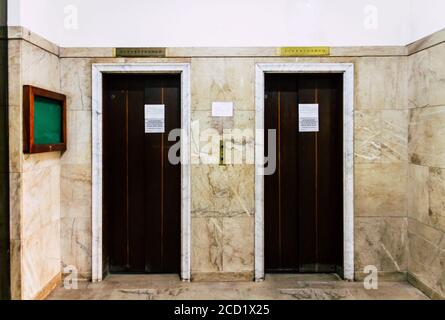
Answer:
xmin=264 ymin=74 xmax=343 ymax=274
xmin=103 ymin=74 xmax=181 ymax=274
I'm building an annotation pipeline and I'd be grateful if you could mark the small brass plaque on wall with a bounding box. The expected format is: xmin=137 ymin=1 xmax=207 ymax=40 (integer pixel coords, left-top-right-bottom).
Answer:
xmin=115 ymin=48 xmax=166 ymax=57
xmin=280 ymin=47 xmax=330 ymax=57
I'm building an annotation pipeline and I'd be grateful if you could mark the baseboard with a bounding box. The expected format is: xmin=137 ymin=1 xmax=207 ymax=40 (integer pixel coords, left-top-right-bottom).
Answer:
xmin=33 ymin=272 xmax=62 ymax=300
xmin=407 ymin=272 xmax=445 ymax=300
xmin=191 ymin=272 xmax=254 ymax=282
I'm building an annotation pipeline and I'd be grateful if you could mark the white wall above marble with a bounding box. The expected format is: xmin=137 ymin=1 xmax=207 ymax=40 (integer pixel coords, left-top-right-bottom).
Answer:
xmin=7 ymin=0 xmax=445 ymax=47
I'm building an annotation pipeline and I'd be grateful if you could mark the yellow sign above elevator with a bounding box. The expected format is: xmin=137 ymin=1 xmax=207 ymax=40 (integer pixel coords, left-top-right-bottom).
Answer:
xmin=279 ymin=47 xmax=330 ymax=57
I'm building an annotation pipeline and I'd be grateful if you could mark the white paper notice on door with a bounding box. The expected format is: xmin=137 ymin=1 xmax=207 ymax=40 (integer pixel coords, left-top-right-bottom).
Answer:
xmin=299 ymin=104 xmax=319 ymax=132
xmin=145 ymin=104 xmax=165 ymax=133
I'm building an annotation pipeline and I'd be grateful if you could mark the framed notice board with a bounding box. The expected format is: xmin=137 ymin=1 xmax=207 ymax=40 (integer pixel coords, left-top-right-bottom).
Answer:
xmin=23 ymin=85 xmax=67 ymax=153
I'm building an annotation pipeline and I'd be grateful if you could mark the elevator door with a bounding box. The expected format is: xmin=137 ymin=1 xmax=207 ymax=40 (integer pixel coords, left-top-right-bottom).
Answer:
xmin=103 ymin=74 xmax=181 ymax=274
xmin=264 ymin=73 xmax=343 ymax=274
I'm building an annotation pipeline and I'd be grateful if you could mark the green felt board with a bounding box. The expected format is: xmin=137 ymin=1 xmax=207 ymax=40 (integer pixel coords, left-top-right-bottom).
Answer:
xmin=34 ymin=96 xmax=62 ymax=145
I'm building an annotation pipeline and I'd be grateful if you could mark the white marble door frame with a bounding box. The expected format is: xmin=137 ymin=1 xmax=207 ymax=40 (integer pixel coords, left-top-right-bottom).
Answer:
xmin=254 ymin=63 xmax=355 ymax=281
xmin=91 ymin=63 xmax=191 ymax=282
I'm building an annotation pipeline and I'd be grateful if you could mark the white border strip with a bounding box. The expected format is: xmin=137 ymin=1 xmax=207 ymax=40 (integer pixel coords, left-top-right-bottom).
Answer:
xmin=92 ymin=63 xmax=191 ymax=282
xmin=254 ymin=63 xmax=355 ymax=281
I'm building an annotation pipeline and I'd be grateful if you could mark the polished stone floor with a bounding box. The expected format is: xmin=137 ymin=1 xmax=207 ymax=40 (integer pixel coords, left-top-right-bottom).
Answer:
xmin=47 ymin=274 xmax=428 ymax=300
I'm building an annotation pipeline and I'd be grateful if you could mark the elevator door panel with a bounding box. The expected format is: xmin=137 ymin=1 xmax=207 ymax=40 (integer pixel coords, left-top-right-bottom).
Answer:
xmin=264 ymin=74 xmax=343 ymax=274
xmin=103 ymin=74 xmax=181 ymax=274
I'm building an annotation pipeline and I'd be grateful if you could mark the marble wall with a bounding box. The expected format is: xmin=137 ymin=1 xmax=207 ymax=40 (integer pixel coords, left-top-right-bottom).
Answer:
xmin=59 ymin=57 xmax=93 ymax=279
xmin=407 ymin=42 xmax=445 ymax=299
xmin=0 ymin=1 xmax=9 ymax=298
xmin=56 ymin=53 xmax=412 ymax=282
xmin=8 ymin=36 xmax=61 ymax=299
xmin=190 ymin=58 xmax=256 ymax=280
xmin=354 ymin=56 xmax=410 ymax=279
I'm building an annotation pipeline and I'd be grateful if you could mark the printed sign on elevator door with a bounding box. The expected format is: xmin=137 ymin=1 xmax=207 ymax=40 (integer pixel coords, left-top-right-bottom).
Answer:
xmin=144 ymin=104 xmax=165 ymax=133
xmin=298 ymin=104 xmax=319 ymax=132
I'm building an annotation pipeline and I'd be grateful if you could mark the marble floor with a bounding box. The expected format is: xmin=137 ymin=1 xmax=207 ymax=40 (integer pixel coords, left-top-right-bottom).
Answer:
xmin=47 ymin=274 xmax=429 ymax=300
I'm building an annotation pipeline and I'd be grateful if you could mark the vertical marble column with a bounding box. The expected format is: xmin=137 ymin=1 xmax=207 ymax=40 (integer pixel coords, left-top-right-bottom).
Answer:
xmin=0 ymin=0 xmax=10 ymax=299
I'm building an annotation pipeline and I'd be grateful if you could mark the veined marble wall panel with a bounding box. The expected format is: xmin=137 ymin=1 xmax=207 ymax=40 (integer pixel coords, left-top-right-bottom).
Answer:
xmin=60 ymin=164 xmax=91 ymax=278
xmin=355 ymin=110 xmax=408 ymax=164
xmin=191 ymin=58 xmax=255 ymax=111
xmin=355 ymin=163 xmax=408 ymax=218
xmin=353 ymin=56 xmax=410 ymax=277
xmin=21 ymin=163 xmax=60 ymax=300
xmin=355 ymin=217 xmax=408 ymax=272
xmin=8 ymin=39 xmax=62 ymax=299
xmin=409 ymin=105 xmax=445 ymax=169
xmin=408 ymin=218 xmax=445 ymax=298
xmin=8 ymin=40 xmax=22 ymax=174
xmin=356 ymin=57 xmax=408 ymax=110
xmin=407 ymin=41 xmax=445 ymax=299
xmin=408 ymin=164 xmax=445 ymax=233
xmin=408 ymin=43 xmax=445 ymax=109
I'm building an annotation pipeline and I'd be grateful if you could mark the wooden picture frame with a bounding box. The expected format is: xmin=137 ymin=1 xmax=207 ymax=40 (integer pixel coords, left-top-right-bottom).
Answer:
xmin=23 ymin=85 xmax=67 ymax=154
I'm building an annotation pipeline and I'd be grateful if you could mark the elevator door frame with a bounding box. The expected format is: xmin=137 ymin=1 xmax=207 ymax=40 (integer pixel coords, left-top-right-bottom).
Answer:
xmin=254 ymin=63 xmax=355 ymax=281
xmin=92 ymin=64 xmax=191 ymax=282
